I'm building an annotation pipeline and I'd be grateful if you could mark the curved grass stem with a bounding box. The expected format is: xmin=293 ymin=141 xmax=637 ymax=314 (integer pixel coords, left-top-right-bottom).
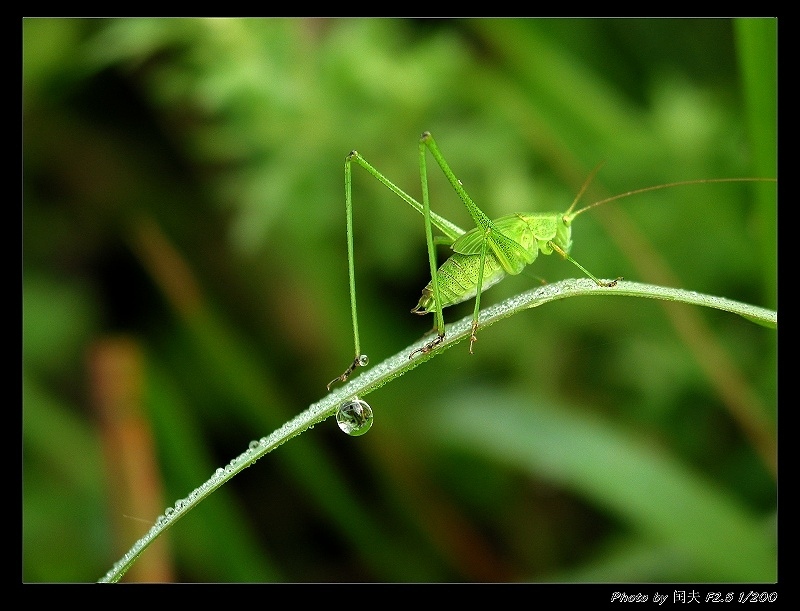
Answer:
xmin=99 ymin=278 xmax=776 ymax=582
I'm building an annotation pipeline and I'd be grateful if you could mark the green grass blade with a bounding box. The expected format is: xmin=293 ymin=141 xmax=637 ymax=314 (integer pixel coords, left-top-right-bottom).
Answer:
xmin=428 ymin=390 xmax=775 ymax=581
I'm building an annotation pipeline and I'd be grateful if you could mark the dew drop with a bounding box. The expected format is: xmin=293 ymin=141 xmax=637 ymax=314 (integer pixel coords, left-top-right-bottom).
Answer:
xmin=248 ymin=440 xmax=260 ymax=450
xmin=336 ymin=397 xmax=373 ymax=436
xmin=357 ymin=354 xmax=369 ymax=367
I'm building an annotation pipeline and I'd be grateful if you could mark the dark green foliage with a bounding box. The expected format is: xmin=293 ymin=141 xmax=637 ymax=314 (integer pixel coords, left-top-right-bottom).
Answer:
xmin=23 ymin=18 xmax=776 ymax=582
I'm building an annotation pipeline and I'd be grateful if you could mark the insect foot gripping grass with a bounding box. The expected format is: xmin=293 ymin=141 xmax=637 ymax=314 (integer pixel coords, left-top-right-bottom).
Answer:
xmin=326 ymin=131 xmax=773 ymax=390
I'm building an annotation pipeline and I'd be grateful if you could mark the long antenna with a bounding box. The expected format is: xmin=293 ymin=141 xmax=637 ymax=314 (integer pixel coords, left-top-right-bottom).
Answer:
xmin=566 ymin=177 xmax=776 ymax=223
xmin=564 ymin=161 xmax=606 ymax=217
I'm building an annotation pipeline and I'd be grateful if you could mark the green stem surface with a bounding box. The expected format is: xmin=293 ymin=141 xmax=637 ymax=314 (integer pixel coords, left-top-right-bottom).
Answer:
xmin=99 ymin=278 xmax=776 ymax=582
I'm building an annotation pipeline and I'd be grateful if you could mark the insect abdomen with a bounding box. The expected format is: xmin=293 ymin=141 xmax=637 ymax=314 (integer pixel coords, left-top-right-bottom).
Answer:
xmin=412 ymin=252 xmax=507 ymax=314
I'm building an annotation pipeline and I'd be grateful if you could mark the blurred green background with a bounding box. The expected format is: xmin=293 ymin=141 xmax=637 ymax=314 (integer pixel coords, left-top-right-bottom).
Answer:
xmin=23 ymin=18 xmax=776 ymax=582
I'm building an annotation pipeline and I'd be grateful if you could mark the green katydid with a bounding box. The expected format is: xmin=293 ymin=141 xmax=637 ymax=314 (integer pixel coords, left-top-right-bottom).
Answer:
xmin=327 ymin=131 xmax=771 ymax=390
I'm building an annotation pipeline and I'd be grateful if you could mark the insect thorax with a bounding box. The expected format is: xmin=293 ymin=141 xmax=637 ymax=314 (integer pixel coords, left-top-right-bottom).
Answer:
xmin=516 ymin=212 xmax=573 ymax=256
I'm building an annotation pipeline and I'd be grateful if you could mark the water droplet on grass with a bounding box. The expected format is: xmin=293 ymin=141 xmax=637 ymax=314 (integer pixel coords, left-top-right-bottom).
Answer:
xmin=336 ymin=397 xmax=373 ymax=436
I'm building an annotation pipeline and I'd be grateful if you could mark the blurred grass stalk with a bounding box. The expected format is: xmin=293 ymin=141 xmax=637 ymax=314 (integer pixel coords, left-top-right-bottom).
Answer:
xmin=89 ymin=337 xmax=175 ymax=582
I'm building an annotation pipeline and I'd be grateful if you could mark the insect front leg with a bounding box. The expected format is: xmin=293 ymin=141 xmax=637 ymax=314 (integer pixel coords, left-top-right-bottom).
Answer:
xmin=549 ymin=241 xmax=622 ymax=288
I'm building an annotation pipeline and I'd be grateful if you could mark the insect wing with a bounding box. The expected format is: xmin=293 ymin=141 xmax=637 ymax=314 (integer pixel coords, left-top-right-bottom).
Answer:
xmin=450 ymin=214 xmax=534 ymax=275
xmin=450 ymin=225 xmax=485 ymax=255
